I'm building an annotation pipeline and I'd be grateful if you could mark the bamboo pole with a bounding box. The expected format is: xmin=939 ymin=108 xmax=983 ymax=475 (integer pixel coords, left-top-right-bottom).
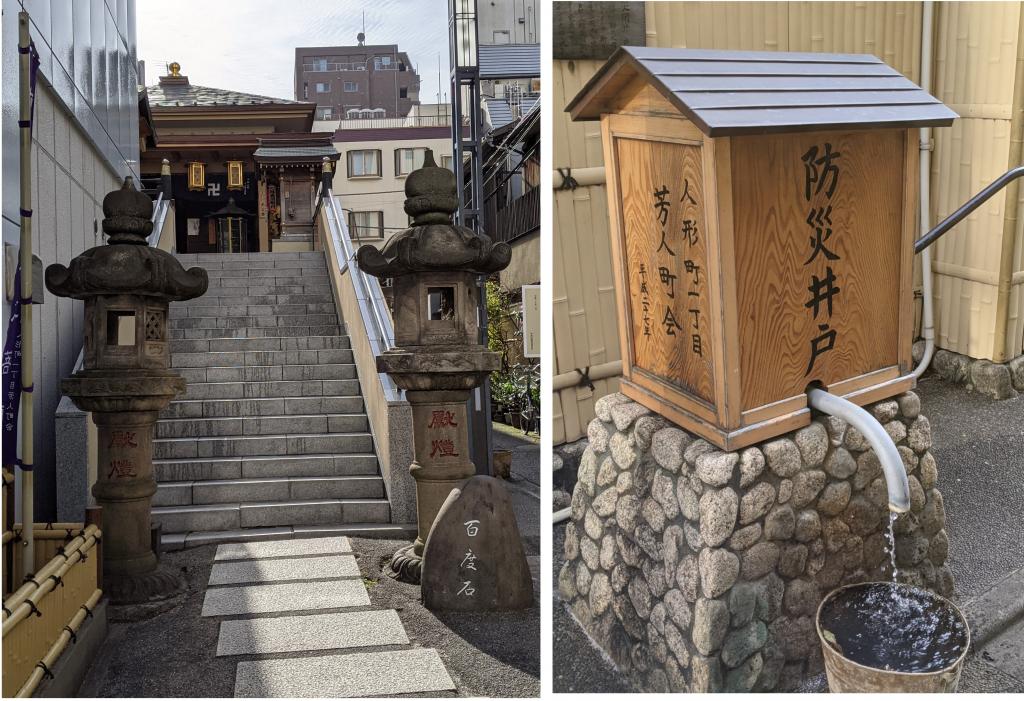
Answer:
xmin=2 ymin=524 xmax=101 ymax=633
xmin=993 ymin=6 xmax=1024 ymax=362
xmin=17 ymin=11 xmax=34 ymax=581
xmin=14 ymin=588 xmax=102 ymax=697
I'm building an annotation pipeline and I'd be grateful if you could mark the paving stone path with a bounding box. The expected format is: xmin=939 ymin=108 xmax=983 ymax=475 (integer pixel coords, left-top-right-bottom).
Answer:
xmin=200 ymin=535 xmax=457 ymax=697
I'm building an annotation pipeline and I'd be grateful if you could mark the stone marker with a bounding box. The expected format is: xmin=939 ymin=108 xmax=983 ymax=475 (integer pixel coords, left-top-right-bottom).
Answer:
xmin=420 ymin=475 xmax=533 ymax=611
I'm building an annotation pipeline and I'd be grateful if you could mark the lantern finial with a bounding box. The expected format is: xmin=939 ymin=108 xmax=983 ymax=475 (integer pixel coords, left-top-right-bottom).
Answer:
xmin=404 ymin=148 xmax=458 ymax=225
xmin=102 ymin=176 xmax=154 ymax=245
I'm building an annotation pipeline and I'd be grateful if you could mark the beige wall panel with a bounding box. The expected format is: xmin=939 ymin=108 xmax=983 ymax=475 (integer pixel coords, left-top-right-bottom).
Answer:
xmin=930 ymin=1 xmax=1021 ymax=359
xmin=553 ymin=59 xmax=623 ymax=445
xmin=1009 ymin=182 xmax=1024 ymax=357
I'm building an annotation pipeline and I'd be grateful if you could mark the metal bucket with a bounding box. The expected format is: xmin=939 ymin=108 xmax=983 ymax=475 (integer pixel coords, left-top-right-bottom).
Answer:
xmin=816 ymin=581 xmax=971 ymax=693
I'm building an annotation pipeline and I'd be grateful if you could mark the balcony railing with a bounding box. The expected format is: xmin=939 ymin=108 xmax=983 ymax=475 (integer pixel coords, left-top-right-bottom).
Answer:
xmin=487 ymin=186 xmax=539 ymax=244
xmin=302 ymin=62 xmax=401 ymax=72
xmin=333 ymin=115 xmax=468 ymax=129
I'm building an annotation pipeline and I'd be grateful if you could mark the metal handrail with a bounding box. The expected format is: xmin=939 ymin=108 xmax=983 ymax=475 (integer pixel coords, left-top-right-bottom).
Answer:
xmin=318 ymin=184 xmax=401 ymax=402
xmin=915 ymin=165 xmax=1024 ymax=253
xmin=70 ymin=194 xmax=170 ymax=374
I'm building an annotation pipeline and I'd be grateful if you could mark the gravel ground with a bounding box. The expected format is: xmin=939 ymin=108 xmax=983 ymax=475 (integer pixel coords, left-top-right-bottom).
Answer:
xmin=550 ymin=374 xmax=1024 ymax=693
xmin=79 ymin=429 xmax=540 ymax=698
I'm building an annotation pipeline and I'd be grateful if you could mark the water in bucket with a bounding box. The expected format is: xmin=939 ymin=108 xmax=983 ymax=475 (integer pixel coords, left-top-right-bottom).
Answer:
xmin=819 ymin=582 xmax=968 ymax=674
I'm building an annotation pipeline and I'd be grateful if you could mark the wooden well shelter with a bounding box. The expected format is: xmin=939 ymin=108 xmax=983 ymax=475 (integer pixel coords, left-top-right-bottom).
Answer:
xmin=568 ymin=46 xmax=958 ymax=450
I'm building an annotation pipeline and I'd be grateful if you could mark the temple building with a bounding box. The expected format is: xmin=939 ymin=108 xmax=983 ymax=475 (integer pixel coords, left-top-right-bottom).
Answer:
xmin=140 ymin=63 xmax=338 ymax=253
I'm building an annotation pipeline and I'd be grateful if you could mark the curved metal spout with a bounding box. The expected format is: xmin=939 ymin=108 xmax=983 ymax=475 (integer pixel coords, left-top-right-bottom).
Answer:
xmin=807 ymin=388 xmax=911 ymax=513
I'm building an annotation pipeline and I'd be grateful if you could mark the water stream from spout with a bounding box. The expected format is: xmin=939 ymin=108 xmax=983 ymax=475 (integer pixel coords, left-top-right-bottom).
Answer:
xmin=885 ymin=511 xmax=899 ymax=582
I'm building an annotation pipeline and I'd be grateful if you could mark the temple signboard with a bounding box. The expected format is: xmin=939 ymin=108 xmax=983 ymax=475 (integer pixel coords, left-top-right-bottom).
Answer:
xmin=571 ymin=46 xmax=957 ymax=450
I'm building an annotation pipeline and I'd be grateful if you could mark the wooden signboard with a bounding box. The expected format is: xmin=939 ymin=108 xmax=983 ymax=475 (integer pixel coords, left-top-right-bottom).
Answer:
xmin=571 ymin=47 xmax=956 ymax=450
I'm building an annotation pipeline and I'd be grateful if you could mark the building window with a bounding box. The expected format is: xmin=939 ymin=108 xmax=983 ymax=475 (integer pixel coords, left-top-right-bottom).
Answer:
xmin=395 ymin=147 xmax=427 ymax=176
xmin=315 ymin=82 xmax=330 ymax=93
xmin=343 ymin=81 xmax=358 ymax=92
xmin=313 ymin=57 xmax=328 ymax=71
xmin=348 ymin=211 xmax=384 ymax=238
xmin=441 ymin=154 xmax=453 ymax=171
xmin=187 ymin=162 xmax=205 ymax=191
xmin=399 ymin=87 xmax=408 ymax=98
xmin=303 ymin=83 xmax=308 ymax=99
xmin=374 ymin=56 xmax=392 ymax=70
xmin=227 ymin=161 xmax=244 ymax=190
xmin=347 ymin=149 xmax=381 ymax=178
xmin=316 ymin=107 xmax=333 ymax=120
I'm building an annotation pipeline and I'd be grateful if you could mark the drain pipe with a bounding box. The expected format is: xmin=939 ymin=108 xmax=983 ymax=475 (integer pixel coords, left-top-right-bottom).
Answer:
xmin=912 ymin=0 xmax=936 ymax=380
xmin=553 ymin=507 xmax=570 ymax=524
xmin=807 ymin=388 xmax=910 ymax=513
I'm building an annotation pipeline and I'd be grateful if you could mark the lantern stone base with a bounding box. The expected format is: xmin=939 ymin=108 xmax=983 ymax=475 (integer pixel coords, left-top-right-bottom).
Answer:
xmin=105 ymin=563 xmax=187 ymax=605
xmin=558 ymin=391 xmax=953 ymax=693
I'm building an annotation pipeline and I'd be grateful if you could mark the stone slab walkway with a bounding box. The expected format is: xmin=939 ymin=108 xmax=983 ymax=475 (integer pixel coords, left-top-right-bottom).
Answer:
xmin=202 ymin=536 xmax=456 ymax=697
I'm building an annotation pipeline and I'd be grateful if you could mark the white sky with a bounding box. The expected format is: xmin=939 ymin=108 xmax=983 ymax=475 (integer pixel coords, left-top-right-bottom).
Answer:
xmin=137 ymin=0 xmax=452 ymax=104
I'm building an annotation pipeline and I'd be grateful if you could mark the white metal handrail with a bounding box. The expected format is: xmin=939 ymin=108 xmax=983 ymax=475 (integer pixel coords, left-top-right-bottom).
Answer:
xmin=319 ymin=185 xmax=401 ymax=402
xmin=69 ymin=194 xmax=170 ymax=374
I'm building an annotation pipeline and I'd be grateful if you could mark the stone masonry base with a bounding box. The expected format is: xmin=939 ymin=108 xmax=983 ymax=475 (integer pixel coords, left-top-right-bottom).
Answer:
xmin=913 ymin=340 xmax=1024 ymax=400
xmin=558 ymin=391 xmax=953 ymax=693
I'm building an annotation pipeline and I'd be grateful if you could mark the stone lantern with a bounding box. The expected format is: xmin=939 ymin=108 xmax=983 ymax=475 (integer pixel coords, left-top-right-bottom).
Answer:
xmin=356 ymin=151 xmax=511 ymax=583
xmin=46 ymin=177 xmax=208 ymax=603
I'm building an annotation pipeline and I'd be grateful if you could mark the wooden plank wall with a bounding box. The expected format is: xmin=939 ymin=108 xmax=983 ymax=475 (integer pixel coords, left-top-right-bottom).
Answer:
xmin=930 ymin=1 xmax=1024 ymax=362
xmin=552 ymin=59 xmax=622 ymax=445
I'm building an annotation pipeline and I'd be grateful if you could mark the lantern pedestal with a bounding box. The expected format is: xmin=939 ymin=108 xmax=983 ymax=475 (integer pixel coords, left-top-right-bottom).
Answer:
xmin=61 ymin=372 xmax=187 ymax=602
xmin=377 ymin=352 xmax=497 ymax=583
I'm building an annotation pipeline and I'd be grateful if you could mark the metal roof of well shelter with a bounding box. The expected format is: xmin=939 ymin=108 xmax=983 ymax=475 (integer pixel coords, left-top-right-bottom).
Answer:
xmin=567 ymin=46 xmax=958 ymax=136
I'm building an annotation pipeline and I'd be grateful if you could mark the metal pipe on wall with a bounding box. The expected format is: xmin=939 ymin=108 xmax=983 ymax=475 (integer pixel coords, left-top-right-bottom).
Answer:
xmin=17 ymin=11 xmax=35 ymax=579
xmin=911 ymin=0 xmax=935 ymax=380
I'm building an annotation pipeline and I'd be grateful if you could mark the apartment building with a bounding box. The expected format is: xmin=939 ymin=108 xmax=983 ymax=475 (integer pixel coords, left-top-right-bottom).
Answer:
xmin=294 ymin=39 xmax=421 ymax=120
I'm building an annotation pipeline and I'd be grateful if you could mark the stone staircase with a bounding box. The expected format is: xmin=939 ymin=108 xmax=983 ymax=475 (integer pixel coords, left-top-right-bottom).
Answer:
xmin=152 ymin=251 xmax=395 ymax=549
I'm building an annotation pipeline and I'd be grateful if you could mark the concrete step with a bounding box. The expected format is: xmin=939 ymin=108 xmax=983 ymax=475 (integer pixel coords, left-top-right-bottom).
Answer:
xmin=162 ymin=396 xmax=365 ymax=419
xmin=156 ymin=413 xmax=369 ymax=439
xmin=154 ymin=475 xmax=385 ymax=506
xmin=169 ymin=325 xmax=342 ymax=340
xmin=199 ymin=264 xmax=327 ymax=276
xmin=172 ymin=348 xmax=354 ymax=369
xmin=162 ymin=523 xmax=414 ymax=551
xmin=170 ymin=303 xmax=336 ymax=318
xmin=202 ymin=273 xmax=331 ymax=286
xmin=169 ymin=313 xmax=339 ymax=330
xmin=153 ymin=432 xmax=374 ymax=460
xmin=181 ymin=378 xmax=360 ymax=400
xmin=176 ymin=363 xmax=356 ymax=383
xmin=176 ymin=251 xmax=326 ymax=263
xmin=195 ymin=284 xmax=333 ymax=298
xmin=152 ymin=497 xmax=390 ymax=532
xmin=170 ymin=335 xmax=350 ymax=354
xmin=154 ymin=453 xmax=379 ymax=482
xmin=176 ymin=293 xmax=335 ymax=307
xmin=233 ymin=648 xmax=455 ymax=698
